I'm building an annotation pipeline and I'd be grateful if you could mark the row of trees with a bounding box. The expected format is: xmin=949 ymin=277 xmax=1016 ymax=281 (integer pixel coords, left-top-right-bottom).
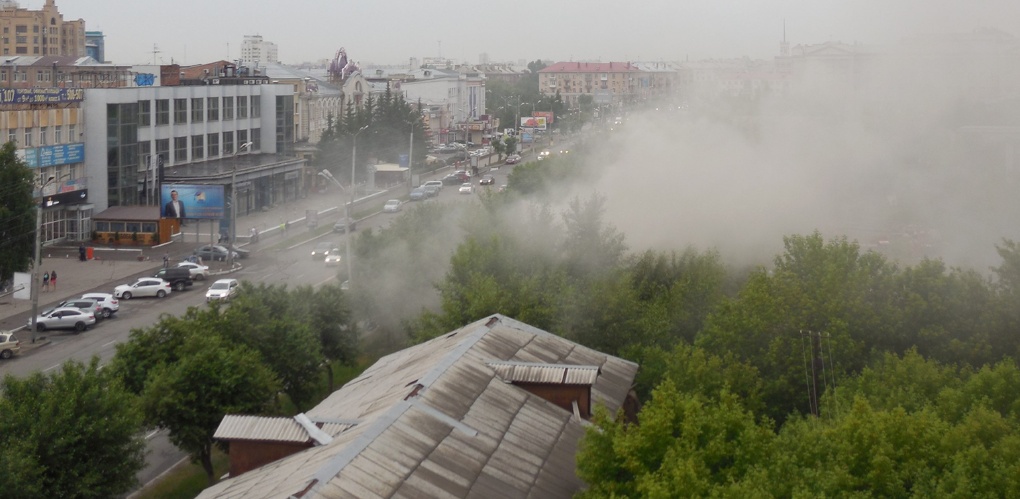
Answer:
xmin=0 ymin=281 xmax=360 ymax=495
xmin=359 ymin=134 xmax=1020 ymax=495
xmin=0 ymin=142 xmax=38 ymax=283
xmin=315 ymin=87 xmax=430 ymax=185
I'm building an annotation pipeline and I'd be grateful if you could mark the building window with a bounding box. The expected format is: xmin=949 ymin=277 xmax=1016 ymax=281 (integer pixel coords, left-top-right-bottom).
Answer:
xmin=191 ymin=98 xmax=204 ymax=122
xmin=54 ymin=125 xmax=62 ymax=144
xmin=251 ymin=96 xmax=260 ymax=118
xmin=251 ymin=128 xmax=260 ymax=150
xmin=237 ymin=129 xmax=248 ymax=146
xmin=174 ymin=99 xmax=187 ymax=123
xmin=39 ymin=126 xmax=47 ymax=145
xmin=23 ymin=129 xmax=32 ymax=147
xmin=174 ymin=137 xmax=187 ymax=162
xmin=155 ymin=99 xmax=170 ymax=126
xmin=156 ymin=138 xmax=169 ymax=165
xmin=223 ymin=97 xmax=234 ymax=120
xmin=8 ymin=128 xmax=16 ymax=144
xmin=138 ymin=100 xmax=151 ymax=127
xmin=223 ymin=131 xmax=234 ymax=154
xmin=207 ymin=97 xmax=219 ymax=121
xmin=68 ymin=124 xmax=76 ymax=141
xmin=237 ymin=96 xmax=248 ymax=118
xmin=207 ymin=133 xmax=219 ymax=157
xmin=191 ymin=134 xmax=204 ymax=159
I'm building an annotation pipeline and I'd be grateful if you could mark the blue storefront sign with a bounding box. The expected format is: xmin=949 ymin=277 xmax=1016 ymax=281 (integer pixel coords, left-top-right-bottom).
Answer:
xmin=21 ymin=143 xmax=85 ymax=168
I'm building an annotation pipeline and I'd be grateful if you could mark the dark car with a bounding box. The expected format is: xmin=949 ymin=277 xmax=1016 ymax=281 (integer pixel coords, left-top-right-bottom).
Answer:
xmin=311 ymin=241 xmax=338 ymax=260
xmin=333 ymin=218 xmax=357 ymax=233
xmin=479 ymin=175 xmax=495 ymax=185
xmin=191 ymin=243 xmax=239 ymax=263
xmin=423 ymin=184 xmax=440 ymax=198
xmin=441 ymin=174 xmax=463 ymax=186
xmin=409 ymin=187 xmax=427 ymax=201
xmin=153 ymin=267 xmax=194 ymax=291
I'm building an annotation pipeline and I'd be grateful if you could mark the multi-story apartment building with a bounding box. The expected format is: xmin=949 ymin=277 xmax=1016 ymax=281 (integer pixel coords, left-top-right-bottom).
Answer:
xmin=240 ymin=34 xmax=278 ymax=68
xmin=398 ymin=67 xmax=486 ymax=145
xmin=538 ymin=62 xmax=643 ymax=108
xmin=0 ymin=0 xmax=85 ymax=57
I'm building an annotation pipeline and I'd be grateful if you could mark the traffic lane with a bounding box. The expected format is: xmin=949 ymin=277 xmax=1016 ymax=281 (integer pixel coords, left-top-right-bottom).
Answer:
xmin=0 ymin=279 xmax=217 ymax=378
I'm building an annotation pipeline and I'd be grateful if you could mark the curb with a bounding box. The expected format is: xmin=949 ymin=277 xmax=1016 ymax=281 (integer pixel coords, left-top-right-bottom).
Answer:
xmin=208 ymin=264 xmax=243 ymax=277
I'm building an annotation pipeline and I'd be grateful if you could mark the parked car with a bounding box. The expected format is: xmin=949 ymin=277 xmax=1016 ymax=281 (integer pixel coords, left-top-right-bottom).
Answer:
xmin=441 ymin=174 xmax=463 ymax=186
xmin=28 ymin=307 xmax=95 ymax=333
xmin=311 ymin=241 xmax=338 ymax=260
xmin=176 ymin=261 xmax=210 ymax=280
xmin=383 ymin=199 xmax=402 ymax=213
xmin=80 ymin=292 xmax=119 ymax=319
xmin=114 ymin=278 xmax=171 ymax=300
xmin=206 ymin=278 xmax=240 ymax=302
xmin=52 ymin=298 xmax=104 ymax=322
xmin=194 ymin=244 xmax=238 ymax=262
xmin=409 ymin=187 xmax=427 ymax=201
xmin=154 ymin=267 xmax=194 ymax=291
xmin=0 ymin=332 xmax=20 ymax=360
xmin=459 ymin=182 xmax=474 ymax=194
xmin=333 ymin=218 xmax=357 ymax=233
xmin=479 ymin=175 xmax=495 ymax=185
xmin=324 ymin=249 xmax=343 ymax=267
xmin=423 ymin=184 xmax=440 ymax=198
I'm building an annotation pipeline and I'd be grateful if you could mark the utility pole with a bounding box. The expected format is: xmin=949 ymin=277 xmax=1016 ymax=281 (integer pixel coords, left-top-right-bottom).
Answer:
xmin=30 ymin=175 xmax=56 ymax=343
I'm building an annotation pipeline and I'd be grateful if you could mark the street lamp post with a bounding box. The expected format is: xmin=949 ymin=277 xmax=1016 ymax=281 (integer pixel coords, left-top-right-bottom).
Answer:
xmin=30 ymin=174 xmax=56 ymax=343
xmin=347 ymin=126 xmax=368 ymax=286
xmin=230 ymin=141 xmax=254 ymax=266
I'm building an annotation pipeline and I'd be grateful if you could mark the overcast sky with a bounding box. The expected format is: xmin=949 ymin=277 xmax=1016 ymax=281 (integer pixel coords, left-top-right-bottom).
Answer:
xmin=44 ymin=0 xmax=1017 ymax=67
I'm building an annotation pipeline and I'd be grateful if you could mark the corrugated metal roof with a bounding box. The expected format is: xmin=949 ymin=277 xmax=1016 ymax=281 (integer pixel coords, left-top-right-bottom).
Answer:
xmin=197 ymin=314 xmax=638 ymax=499
xmin=214 ymin=415 xmax=312 ymax=443
xmin=487 ymin=361 xmax=601 ymax=385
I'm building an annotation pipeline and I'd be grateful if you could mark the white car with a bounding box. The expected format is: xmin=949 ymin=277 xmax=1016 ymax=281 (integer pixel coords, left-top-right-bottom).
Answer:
xmin=28 ymin=307 xmax=96 ymax=333
xmin=114 ymin=278 xmax=171 ymax=300
xmin=383 ymin=199 xmax=402 ymax=213
xmin=458 ymin=182 xmax=474 ymax=194
xmin=80 ymin=292 xmax=120 ymax=319
xmin=324 ymin=250 xmax=343 ymax=267
xmin=176 ymin=261 xmax=210 ymax=281
xmin=206 ymin=278 xmax=240 ymax=302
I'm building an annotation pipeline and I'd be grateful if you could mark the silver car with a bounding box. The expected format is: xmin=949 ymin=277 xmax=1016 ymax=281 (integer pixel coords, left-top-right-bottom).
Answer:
xmin=80 ymin=292 xmax=120 ymax=319
xmin=29 ymin=307 xmax=96 ymax=333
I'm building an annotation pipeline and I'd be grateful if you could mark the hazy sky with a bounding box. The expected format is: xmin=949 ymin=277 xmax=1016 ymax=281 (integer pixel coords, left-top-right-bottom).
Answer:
xmin=46 ymin=0 xmax=1018 ymax=66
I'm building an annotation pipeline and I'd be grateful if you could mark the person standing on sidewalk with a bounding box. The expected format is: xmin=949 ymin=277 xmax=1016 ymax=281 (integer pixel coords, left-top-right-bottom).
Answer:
xmin=49 ymin=270 xmax=56 ymax=292
xmin=163 ymin=252 xmax=169 ymax=268
xmin=42 ymin=271 xmax=50 ymax=293
xmin=78 ymin=243 xmax=87 ymax=262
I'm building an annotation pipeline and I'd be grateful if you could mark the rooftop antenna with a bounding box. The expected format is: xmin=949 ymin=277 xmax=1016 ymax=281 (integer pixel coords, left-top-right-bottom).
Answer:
xmin=151 ymin=43 xmax=160 ymax=65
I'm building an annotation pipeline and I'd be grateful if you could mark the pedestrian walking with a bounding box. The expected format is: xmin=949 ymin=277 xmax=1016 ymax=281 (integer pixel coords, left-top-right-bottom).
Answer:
xmin=42 ymin=271 xmax=50 ymax=292
xmin=163 ymin=252 xmax=169 ymax=268
xmin=78 ymin=243 xmax=87 ymax=262
xmin=49 ymin=270 xmax=56 ymax=292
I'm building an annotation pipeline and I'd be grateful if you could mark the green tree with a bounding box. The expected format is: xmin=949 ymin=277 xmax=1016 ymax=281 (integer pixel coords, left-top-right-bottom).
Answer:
xmin=0 ymin=358 xmax=146 ymax=498
xmin=290 ymin=283 xmax=360 ymax=391
xmin=219 ymin=283 xmax=324 ymax=409
xmin=141 ymin=334 xmax=278 ymax=483
xmin=504 ymin=135 xmax=518 ymax=155
xmin=0 ymin=141 xmax=37 ymax=282
xmin=491 ymin=136 xmax=505 ymax=160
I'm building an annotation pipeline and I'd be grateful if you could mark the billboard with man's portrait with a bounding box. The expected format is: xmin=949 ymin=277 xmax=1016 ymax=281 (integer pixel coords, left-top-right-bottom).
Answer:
xmin=160 ymin=184 xmax=225 ymax=220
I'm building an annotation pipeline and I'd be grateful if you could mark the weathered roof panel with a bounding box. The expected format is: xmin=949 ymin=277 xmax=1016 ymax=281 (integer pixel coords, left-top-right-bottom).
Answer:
xmin=198 ymin=314 xmax=638 ymax=499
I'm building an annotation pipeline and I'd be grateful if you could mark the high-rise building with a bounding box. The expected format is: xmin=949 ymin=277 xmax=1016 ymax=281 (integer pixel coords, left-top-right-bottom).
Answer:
xmin=0 ymin=0 xmax=86 ymax=57
xmin=240 ymin=35 xmax=278 ymax=67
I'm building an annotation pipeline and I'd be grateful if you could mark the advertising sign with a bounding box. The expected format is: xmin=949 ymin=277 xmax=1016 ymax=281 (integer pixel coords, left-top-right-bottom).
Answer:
xmin=42 ymin=189 xmax=88 ymax=208
xmin=160 ymin=184 xmax=225 ymax=220
xmin=20 ymin=143 xmax=85 ymax=168
xmin=533 ymin=111 xmax=555 ymax=124
xmin=0 ymin=88 xmax=85 ymax=105
xmin=520 ymin=116 xmax=547 ymax=131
